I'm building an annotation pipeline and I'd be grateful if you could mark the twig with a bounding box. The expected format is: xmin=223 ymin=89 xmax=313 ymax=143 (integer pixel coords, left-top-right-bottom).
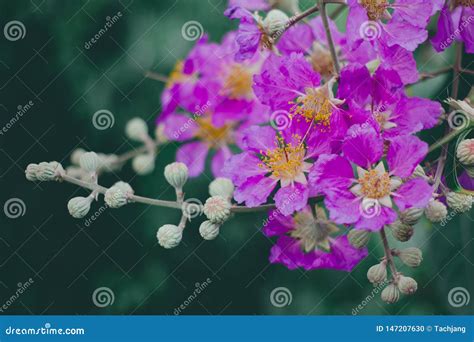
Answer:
xmin=144 ymin=71 xmax=169 ymax=83
xmin=318 ymin=0 xmax=341 ymax=76
xmin=380 ymin=227 xmax=399 ymax=283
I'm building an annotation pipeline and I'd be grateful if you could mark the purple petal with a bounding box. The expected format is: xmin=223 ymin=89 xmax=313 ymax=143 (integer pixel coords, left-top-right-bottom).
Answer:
xmin=354 ymin=206 xmax=397 ymax=231
xmin=161 ymin=113 xmax=198 ymax=141
xmin=394 ymin=178 xmax=433 ymax=211
xmin=431 ymin=6 xmax=455 ymax=52
xmin=222 ymin=152 xmax=268 ymax=186
xmin=342 ymin=125 xmax=383 ymax=169
xmin=234 ymin=176 xmax=278 ymax=207
xmin=263 ymin=209 xmax=295 ymax=237
xmin=241 ymin=125 xmax=277 ymax=152
xmin=324 ymin=190 xmax=361 ymax=225
xmin=387 ymin=135 xmax=428 ymax=178
xmin=211 ymin=146 xmax=232 ymax=177
xmin=274 ymin=183 xmax=309 ymax=216
xmin=384 ymin=20 xmax=428 ymax=51
xmin=176 ymin=141 xmax=209 ymax=177
xmin=308 ymin=154 xmax=354 ymax=196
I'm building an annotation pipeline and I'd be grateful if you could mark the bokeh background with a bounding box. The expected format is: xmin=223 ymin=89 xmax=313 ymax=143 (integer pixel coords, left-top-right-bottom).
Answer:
xmin=0 ymin=0 xmax=473 ymax=315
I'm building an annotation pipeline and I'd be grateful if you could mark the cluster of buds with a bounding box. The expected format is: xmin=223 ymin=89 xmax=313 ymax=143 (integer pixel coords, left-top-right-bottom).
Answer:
xmin=368 ymin=247 xmax=423 ymax=304
xmin=67 ymin=148 xmax=120 ymax=181
xmin=25 ymin=161 xmax=64 ymax=182
xmin=125 ymin=118 xmax=157 ymax=175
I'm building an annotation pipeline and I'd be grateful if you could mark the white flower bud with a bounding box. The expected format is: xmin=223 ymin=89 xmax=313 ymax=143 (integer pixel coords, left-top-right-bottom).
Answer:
xmin=397 ymin=276 xmax=417 ymax=295
xmin=105 ymin=186 xmax=128 ymax=208
xmin=132 ymin=154 xmax=155 ymax=175
xmin=209 ymin=177 xmax=234 ymax=199
xmin=399 ymin=208 xmax=424 ymax=225
xmin=389 ymin=220 xmax=414 ymax=242
xmin=410 ymin=165 xmax=427 ymax=179
xmin=199 ymin=220 xmax=220 ymax=240
xmin=67 ymin=196 xmax=93 ymax=218
xmin=263 ymin=9 xmax=289 ymax=36
xmin=80 ymin=151 xmax=100 ymax=173
xmin=446 ymin=192 xmax=473 ymax=213
xmin=157 ymin=224 xmax=183 ymax=249
xmin=381 ymin=284 xmax=400 ymax=304
xmin=25 ymin=163 xmax=39 ymax=181
xmin=112 ymin=181 xmax=134 ymax=195
xmin=425 ymin=199 xmax=448 ymax=223
xmin=71 ymin=148 xmax=86 ymax=166
xmin=347 ymin=229 xmax=370 ymax=249
xmin=164 ymin=162 xmax=188 ymax=189
xmin=203 ymin=196 xmax=231 ymax=224
xmin=367 ymin=262 xmax=387 ymax=284
xmin=125 ymin=117 xmax=148 ymax=142
xmin=37 ymin=161 xmax=64 ymax=181
xmin=398 ymin=247 xmax=423 ymax=268
xmin=456 ymin=139 xmax=474 ymax=166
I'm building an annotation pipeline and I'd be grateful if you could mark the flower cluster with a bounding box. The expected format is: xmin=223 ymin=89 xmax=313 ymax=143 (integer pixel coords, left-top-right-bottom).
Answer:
xmin=26 ymin=0 xmax=474 ymax=304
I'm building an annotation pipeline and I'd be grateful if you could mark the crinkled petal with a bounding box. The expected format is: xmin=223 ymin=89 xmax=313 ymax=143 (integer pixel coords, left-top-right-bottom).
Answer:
xmin=342 ymin=125 xmax=383 ymax=169
xmin=387 ymin=135 xmax=428 ymax=178
xmin=354 ymin=206 xmax=397 ymax=231
xmin=234 ymin=176 xmax=278 ymax=207
xmin=393 ymin=178 xmax=433 ymax=211
xmin=211 ymin=145 xmax=232 ymax=177
xmin=274 ymin=183 xmax=309 ymax=216
xmin=176 ymin=141 xmax=209 ymax=177
xmin=223 ymin=152 xmax=268 ymax=186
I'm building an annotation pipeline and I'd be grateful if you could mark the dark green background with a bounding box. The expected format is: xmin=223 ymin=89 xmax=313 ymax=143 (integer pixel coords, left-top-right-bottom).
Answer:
xmin=0 ymin=0 xmax=472 ymax=315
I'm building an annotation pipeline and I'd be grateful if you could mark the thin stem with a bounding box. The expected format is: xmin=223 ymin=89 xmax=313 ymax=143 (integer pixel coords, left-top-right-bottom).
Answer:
xmin=380 ymin=227 xmax=399 ymax=283
xmin=286 ymin=4 xmax=319 ymax=29
xmin=452 ymin=43 xmax=463 ymax=99
xmin=144 ymin=71 xmax=169 ymax=83
xmin=418 ymin=66 xmax=452 ymax=82
xmin=428 ymin=124 xmax=473 ymax=153
xmin=330 ymin=3 xmax=346 ymax=20
xmin=318 ymin=0 xmax=341 ymax=76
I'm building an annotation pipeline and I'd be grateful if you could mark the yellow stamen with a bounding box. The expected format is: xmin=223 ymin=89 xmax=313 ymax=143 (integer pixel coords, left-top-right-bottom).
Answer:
xmin=260 ymin=135 xmax=305 ymax=181
xmin=166 ymin=61 xmax=186 ymax=88
xmin=360 ymin=0 xmax=389 ymax=20
xmin=455 ymin=0 xmax=473 ymax=7
xmin=195 ymin=117 xmax=233 ymax=148
xmin=221 ymin=64 xmax=253 ymax=100
xmin=358 ymin=169 xmax=391 ymax=199
xmin=290 ymin=88 xmax=333 ymax=128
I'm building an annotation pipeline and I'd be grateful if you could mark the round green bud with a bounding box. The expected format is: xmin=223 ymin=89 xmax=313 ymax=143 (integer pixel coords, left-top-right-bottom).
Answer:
xmin=157 ymin=224 xmax=183 ymax=249
xmin=199 ymin=220 xmax=220 ymax=240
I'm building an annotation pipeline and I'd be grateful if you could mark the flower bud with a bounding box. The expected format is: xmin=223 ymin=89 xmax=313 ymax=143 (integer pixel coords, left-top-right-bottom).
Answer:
xmin=446 ymin=192 xmax=473 ymax=213
xmin=125 ymin=117 xmax=148 ymax=142
xmin=410 ymin=165 xmax=426 ymax=179
xmin=466 ymin=166 xmax=474 ymax=178
xmin=105 ymin=186 xmax=128 ymax=208
xmin=199 ymin=220 xmax=220 ymax=240
xmin=164 ymin=162 xmax=188 ymax=189
xmin=397 ymin=275 xmax=417 ymax=295
xmin=367 ymin=262 xmax=387 ymax=284
xmin=155 ymin=123 xmax=168 ymax=144
xmin=381 ymin=284 xmax=400 ymax=304
xmin=132 ymin=154 xmax=155 ymax=175
xmin=347 ymin=229 xmax=370 ymax=249
xmin=203 ymin=196 xmax=231 ymax=224
xmin=389 ymin=220 xmax=414 ymax=242
xmin=37 ymin=161 xmax=64 ymax=181
xmin=157 ymin=224 xmax=183 ymax=249
xmin=25 ymin=163 xmax=39 ymax=181
xmin=98 ymin=153 xmax=120 ymax=172
xmin=398 ymin=247 xmax=423 ymax=268
xmin=399 ymin=208 xmax=424 ymax=225
xmin=80 ymin=152 xmax=100 ymax=173
xmin=71 ymin=148 xmax=86 ymax=166
xmin=456 ymin=139 xmax=474 ymax=166
xmin=112 ymin=181 xmax=134 ymax=195
xmin=209 ymin=177 xmax=234 ymax=199
xmin=425 ymin=199 xmax=447 ymax=223
xmin=263 ymin=9 xmax=289 ymax=36
xmin=67 ymin=196 xmax=93 ymax=218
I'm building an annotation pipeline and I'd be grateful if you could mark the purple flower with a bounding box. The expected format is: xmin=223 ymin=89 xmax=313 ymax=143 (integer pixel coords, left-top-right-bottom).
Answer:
xmin=263 ymin=206 xmax=368 ymax=271
xmin=337 ymin=64 xmax=442 ymax=139
xmin=223 ymin=124 xmax=331 ymax=215
xmin=431 ymin=3 xmax=474 ymax=53
xmin=309 ymin=125 xmax=433 ymax=231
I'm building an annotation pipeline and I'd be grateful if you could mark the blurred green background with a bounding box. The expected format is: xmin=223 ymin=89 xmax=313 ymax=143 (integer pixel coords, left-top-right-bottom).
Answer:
xmin=0 ymin=0 xmax=472 ymax=315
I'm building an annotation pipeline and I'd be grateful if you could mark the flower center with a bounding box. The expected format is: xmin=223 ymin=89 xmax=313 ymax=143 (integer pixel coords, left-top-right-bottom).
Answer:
xmin=360 ymin=0 xmax=389 ymax=20
xmin=310 ymin=46 xmax=334 ymax=78
xmin=195 ymin=117 xmax=232 ymax=147
xmin=166 ymin=61 xmax=186 ymax=88
xmin=290 ymin=88 xmax=333 ymax=128
xmin=358 ymin=169 xmax=391 ymax=199
xmin=221 ymin=64 xmax=254 ymax=100
xmin=290 ymin=208 xmax=338 ymax=252
xmin=454 ymin=0 xmax=474 ymax=6
xmin=261 ymin=136 xmax=306 ymax=181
